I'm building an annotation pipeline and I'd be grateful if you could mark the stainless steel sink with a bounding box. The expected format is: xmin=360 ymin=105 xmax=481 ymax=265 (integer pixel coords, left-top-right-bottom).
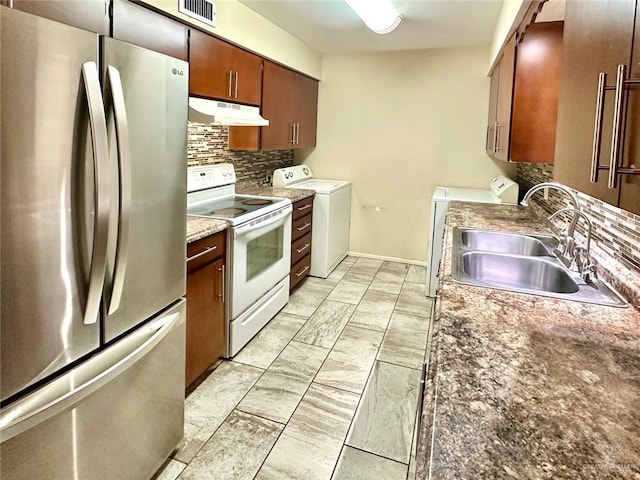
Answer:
xmin=461 ymin=252 xmax=579 ymax=293
xmin=460 ymin=230 xmax=556 ymax=256
xmin=451 ymin=227 xmax=628 ymax=307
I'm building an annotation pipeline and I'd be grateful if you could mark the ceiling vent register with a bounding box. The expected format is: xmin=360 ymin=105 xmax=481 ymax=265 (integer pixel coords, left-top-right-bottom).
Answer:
xmin=179 ymin=0 xmax=216 ymax=28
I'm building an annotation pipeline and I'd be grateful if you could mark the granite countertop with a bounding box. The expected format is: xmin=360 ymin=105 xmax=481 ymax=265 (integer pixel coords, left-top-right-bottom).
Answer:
xmin=236 ymin=181 xmax=315 ymax=203
xmin=186 ymin=216 xmax=228 ymax=244
xmin=417 ymin=202 xmax=640 ymax=479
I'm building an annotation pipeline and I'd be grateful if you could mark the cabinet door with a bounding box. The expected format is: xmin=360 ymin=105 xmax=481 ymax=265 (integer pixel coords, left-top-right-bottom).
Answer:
xmin=4 ymin=0 xmax=109 ymax=34
xmin=186 ymin=256 xmax=225 ymax=387
xmin=112 ymin=0 xmax=188 ymax=61
xmin=620 ymin=0 xmax=640 ymax=213
xmin=231 ymin=48 xmax=263 ymax=106
xmin=554 ymin=0 xmax=635 ymax=207
xmin=261 ymin=61 xmax=296 ymax=150
xmin=293 ymin=73 xmax=319 ymax=148
xmin=189 ymin=29 xmax=234 ymax=99
xmin=495 ymin=35 xmax=515 ymax=162
xmin=510 ymin=22 xmax=563 ymax=164
xmin=486 ymin=62 xmax=500 ymax=155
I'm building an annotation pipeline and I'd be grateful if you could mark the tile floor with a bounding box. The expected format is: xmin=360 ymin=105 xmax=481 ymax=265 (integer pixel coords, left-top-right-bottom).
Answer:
xmin=154 ymin=257 xmax=433 ymax=480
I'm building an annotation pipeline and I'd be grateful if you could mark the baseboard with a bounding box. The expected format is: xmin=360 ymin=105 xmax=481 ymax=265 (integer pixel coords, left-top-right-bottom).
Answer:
xmin=347 ymin=251 xmax=427 ymax=267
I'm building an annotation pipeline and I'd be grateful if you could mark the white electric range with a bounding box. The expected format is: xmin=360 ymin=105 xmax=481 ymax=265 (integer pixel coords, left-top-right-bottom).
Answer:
xmin=187 ymin=164 xmax=292 ymax=356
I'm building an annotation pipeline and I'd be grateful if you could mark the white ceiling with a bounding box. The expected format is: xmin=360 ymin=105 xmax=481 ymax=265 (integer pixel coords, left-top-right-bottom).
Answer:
xmin=237 ymin=0 xmax=505 ymax=53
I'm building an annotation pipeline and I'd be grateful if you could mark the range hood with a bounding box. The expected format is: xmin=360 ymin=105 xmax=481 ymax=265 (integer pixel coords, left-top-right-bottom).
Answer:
xmin=188 ymin=97 xmax=269 ymax=126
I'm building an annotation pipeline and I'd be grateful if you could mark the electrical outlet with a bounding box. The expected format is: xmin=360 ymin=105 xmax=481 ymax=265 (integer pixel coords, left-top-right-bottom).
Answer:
xmin=543 ymin=186 xmax=549 ymax=200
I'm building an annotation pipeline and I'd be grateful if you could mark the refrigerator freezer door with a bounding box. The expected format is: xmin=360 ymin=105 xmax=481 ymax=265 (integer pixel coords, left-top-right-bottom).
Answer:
xmin=101 ymin=38 xmax=188 ymax=342
xmin=0 ymin=299 xmax=186 ymax=479
xmin=0 ymin=8 xmax=103 ymax=402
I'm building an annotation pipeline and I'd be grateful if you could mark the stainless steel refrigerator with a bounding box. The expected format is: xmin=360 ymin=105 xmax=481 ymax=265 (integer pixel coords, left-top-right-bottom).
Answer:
xmin=0 ymin=7 xmax=188 ymax=479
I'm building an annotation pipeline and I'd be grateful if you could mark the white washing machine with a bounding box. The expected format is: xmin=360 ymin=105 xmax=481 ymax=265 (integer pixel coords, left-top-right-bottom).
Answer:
xmin=273 ymin=165 xmax=352 ymax=278
xmin=426 ymin=175 xmax=519 ymax=297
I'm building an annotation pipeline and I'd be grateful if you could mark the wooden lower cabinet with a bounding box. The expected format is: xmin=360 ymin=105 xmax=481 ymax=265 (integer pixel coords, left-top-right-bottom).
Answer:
xmin=290 ymin=196 xmax=314 ymax=290
xmin=185 ymin=232 xmax=226 ymax=388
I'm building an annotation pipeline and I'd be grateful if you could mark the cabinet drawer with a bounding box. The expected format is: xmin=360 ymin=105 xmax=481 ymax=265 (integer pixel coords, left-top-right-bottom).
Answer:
xmin=292 ymin=196 xmax=314 ymax=220
xmin=291 ymin=232 xmax=312 ymax=266
xmin=290 ymin=254 xmax=311 ymax=291
xmin=292 ymin=213 xmax=312 ymax=242
xmin=187 ymin=232 xmax=226 ymax=272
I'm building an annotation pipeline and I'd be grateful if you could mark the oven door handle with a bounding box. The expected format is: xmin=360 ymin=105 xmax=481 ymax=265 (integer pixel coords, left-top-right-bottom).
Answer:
xmin=233 ymin=206 xmax=292 ymax=238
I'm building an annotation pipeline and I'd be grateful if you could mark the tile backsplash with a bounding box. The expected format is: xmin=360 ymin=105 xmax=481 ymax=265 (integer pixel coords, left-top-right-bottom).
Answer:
xmin=187 ymin=123 xmax=294 ymax=185
xmin=517 ymin=162 xmax=640 ymax=276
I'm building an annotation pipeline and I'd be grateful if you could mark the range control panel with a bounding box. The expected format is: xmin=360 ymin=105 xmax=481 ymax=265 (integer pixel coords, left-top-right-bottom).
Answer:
xmin=187 ymin=163 xmax=236 ymax=192
xmin=272 ymin=165 xmax=314 ymax=187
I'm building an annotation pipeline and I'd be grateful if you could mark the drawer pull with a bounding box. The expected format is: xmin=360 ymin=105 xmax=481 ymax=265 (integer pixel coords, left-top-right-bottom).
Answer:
xmin=296 ymin=222 xmax=311 ymax=232
xmin=297 ymin=204 xmax=312 ymax=212
xmin=187 ymin=244 xmax=217 ymax=261
xmin=295 ymin=265 xmax=310 ymax=277
xmin=296 ymin=243 xmax=311 ymax=254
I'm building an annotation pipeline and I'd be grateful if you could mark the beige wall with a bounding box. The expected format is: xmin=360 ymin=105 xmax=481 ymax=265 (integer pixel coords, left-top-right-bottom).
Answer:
xmin=489 ymin=0 xmax=526 ymax=70
xmin=140 ymin=0 xmax=322 ymax=78
xmin=297 ymin=47 xmax=515 ymax=264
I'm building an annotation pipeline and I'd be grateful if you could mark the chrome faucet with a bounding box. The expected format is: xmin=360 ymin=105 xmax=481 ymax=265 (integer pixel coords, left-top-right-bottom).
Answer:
xmin=548 ymin=207 xmax=597 ymax=282
xmin=520 ymin=182 xmax=581 ymax=243
xmin=520 ymin=182 xmax=580 ymax=210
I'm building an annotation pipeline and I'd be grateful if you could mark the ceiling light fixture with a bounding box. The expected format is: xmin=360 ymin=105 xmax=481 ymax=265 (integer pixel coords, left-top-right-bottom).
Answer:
xmin=345 ymin=0 xmax=401 ymax=34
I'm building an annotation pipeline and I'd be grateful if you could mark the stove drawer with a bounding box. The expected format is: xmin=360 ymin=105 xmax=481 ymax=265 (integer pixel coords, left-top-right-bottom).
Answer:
xmin=292 ymin=213 xmax=312 ymax=242
xmin=291 ymin=232 xmax=312 ymax=267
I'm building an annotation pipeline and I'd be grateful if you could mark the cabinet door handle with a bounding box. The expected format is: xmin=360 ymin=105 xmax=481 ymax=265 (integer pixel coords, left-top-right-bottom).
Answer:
xmin=187 ymin=244 xmax=217 ymax=262
xmin=297 ymin=203 xmax=312 ymax=212
xmin=218 ymin=264 xmax=225 ymax=302
xmin=608 ymin=64 xmax=626 ymax=189
xmin=590 ymin=72 xmax=607 ymax=183
xmin=296 ymin=222 xmax=311 ymax=232
xmin=228 ymin=70 xmax=233 ymax=98
xmin=485 ymin=125 xmax=490 ymax=151
xmin=296 ymin=243 xmax=310 ymax=254
xmin=290 ymin=123 xmax=295 ymax=144
xmin=295 ymin=265 xmax=310 ymax=277
xmin=234 ymin=71 xmax=239 ymax=99
xmin=492 ymin=121 xmax=499 ymax=154
xmin=295 ymin=122 xmax=300 ymax=145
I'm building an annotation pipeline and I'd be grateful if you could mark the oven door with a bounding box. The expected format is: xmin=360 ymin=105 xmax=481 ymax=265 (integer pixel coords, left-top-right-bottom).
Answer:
xmin=229 ymin=205 xmax=292 ymax=318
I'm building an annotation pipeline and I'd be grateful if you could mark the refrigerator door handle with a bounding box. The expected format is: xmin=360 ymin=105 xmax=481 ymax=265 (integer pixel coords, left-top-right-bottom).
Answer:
xmin=0 ymin=304 xmax=184 ymax=442
xmin=105 ymin=65 xmax=132 ymax=316
xmin=81 ymin=61 xmax=111 ymax=325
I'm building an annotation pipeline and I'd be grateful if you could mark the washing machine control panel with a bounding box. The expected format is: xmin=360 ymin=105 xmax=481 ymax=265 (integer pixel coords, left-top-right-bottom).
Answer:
xmin=272 ymin=165 xmax=314 ymax=187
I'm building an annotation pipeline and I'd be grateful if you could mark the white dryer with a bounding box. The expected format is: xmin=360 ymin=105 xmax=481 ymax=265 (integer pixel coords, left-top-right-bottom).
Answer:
xmin=273 ymin=165 xmax=352 ymax=278
xmin=427 ymin=175 xmax=519 ymax=297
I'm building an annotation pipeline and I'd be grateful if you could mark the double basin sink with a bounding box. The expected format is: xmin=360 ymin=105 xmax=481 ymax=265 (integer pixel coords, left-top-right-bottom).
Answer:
xmin=452 ymin=228 xmax=627 ymax=307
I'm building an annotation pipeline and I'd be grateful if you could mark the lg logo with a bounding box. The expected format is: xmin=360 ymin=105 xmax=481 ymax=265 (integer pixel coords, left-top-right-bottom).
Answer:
xmin=171 ymin=68 xmax=184 ymax=76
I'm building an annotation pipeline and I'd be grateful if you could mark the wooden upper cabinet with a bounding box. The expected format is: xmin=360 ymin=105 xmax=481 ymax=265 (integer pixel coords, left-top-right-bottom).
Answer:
xmin=229 ymin=60 xmax=319 ymax=151
xmin=494 ymin=34 xmax=516 ymax=162
xmin=486 ymin=61 xmax=500 ymax=155
xmin=293 ymin=73 xmax=319 ymax=148
xmin=112 ymin=0 xmax=188 ymax=61
xmin=554 ymin=0 xmax=636 ymax=211
xmin=189 ymin=29 xmax=262 ymax=106
xmin=486 ymin=35 xmax=515 ymax=162
xmin=510 ymin=21 xmax=563 ymax=164
xmin=261 ymin=61 xmax=296 ymax=150
xmin=5 ymin=0 xmax=109 ymax=34
xmin=619 ymin=0 xmax=640 ymax=213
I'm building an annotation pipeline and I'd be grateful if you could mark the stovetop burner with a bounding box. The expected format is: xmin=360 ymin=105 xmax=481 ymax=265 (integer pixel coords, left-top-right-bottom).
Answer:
xmin=242 ymin=198 xmax=273 ymax=206
xmin=211 ymin=207 xmax=247 ymax=217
